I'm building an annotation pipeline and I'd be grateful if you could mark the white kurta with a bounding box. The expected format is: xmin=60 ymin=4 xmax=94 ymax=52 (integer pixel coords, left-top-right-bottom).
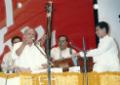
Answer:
xmin=80 ymin=35 xmax=120 ymax=72
xmin=1 ymin=52 xmax=14 ymax=71
xmin=1 ymin=52 xmax=12 ymax=66
xmin=51 ymin=47 xmax=76 ymax=60
xmin=11 ymin=42 xmax=47 ymax=72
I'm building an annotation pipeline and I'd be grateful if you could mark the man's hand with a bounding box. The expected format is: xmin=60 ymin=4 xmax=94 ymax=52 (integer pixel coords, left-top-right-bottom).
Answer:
xmin=16 ymin=37 xmax=33 ymax=56
xmin=23 ymin=37 xmax=33 ymax=45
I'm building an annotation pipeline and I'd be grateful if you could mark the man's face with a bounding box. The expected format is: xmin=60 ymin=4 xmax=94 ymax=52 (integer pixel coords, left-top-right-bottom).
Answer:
xmin=96 ymin=26 xmax=106 ymax=38
xmin=58 ymin=37 xmax=68 ymax=50
xmin=23 ymin=29 xmax=36 ymax=43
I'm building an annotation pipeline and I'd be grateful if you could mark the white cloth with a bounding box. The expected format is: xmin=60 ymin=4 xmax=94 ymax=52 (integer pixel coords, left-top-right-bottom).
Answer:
xmin=51 ymin=47 xmax=76 ymax=60
xmin=1 ymin=51 xmax=14 ymax=72
xmin=1 ymin=52 xmax=12 ymax=66
xmin=11 ymin=42 xmax=47 ymax=72
xmin=80 ymin=35 xmax=120 ymax=72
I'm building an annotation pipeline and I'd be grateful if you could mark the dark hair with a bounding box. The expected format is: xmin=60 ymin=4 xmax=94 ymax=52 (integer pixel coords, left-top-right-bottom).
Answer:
xmin=11 ymin=36 xmax=22 ymax=44
xmin=96 ymin=21 xmax=110 ymax=34
xmin=58 ymin=35 xmax=69 ymax=42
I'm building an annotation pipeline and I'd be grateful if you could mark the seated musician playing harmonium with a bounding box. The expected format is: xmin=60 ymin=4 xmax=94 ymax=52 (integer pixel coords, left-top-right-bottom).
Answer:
xmin=51 ymin=35 xmax=78 ymax=67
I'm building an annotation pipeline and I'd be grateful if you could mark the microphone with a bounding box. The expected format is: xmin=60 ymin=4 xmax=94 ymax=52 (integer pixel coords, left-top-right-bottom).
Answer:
xmin=32 ymin=38 xmax=40 ymax=48
xmin=32 ymin=37 xmax=38 ymax=45
xmin=32 ymin=37 xmax=35 ymax=42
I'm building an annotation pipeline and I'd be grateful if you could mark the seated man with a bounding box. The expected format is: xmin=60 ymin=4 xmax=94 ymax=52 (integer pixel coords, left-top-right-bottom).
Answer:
xmin=1 ymin=36 xmax=22 ymax=72
xmin=79 ymin=21 xmax=120 ymax=72
xmin=51 ymin=35 xmax=77 ymax=66
xmin=12 ymin=28 xmax=47 ymax=72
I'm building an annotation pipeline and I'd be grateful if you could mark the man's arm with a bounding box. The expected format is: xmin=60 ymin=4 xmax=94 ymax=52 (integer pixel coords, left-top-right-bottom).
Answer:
xmin=79 ymin=38 xmax=113 ymax=57
xmin=15 ymin=42 xmax=26 ymax=56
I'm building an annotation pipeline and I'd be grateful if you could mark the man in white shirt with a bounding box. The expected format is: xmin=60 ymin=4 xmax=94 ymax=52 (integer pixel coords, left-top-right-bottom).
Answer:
xmin=51 ymin=35 xmax=77 ymax=65
xmin=12 ymin=28 xmax=47 ymax=72
xmin=79 ymin=21 xmax=120 ymax=72
xmin=1 ymin=36 xmax=22 ymax=72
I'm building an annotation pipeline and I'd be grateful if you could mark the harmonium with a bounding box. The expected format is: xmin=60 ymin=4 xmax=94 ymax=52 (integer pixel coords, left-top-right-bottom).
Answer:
xmin=52 ymin=56 xmax=94 ymax=72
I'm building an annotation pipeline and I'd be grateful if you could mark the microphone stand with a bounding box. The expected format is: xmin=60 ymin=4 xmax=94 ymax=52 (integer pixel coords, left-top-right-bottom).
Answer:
xmin=45 ymin=1 xmax=53 ymax=85
xmin=5 ymin=74 xmax=8 ymax=85
xmin=82 ymin=36 xmax=88 ymax=85
xmin=34 ymin=42 xmax=53 ymax=66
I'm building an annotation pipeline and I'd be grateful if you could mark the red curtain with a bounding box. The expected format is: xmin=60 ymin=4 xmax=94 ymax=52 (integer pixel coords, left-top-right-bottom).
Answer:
xmin=0 ymin=0 xmax=96 ymax=62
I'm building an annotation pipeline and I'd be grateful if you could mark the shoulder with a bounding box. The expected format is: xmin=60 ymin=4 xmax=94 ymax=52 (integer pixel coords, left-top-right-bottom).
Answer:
xmin=101 ymin=36 xmax=117 ymax=46
xmin=72 ymin=49 xmax=77 ymax=53
xmin=102 ymin=35 xmax=114 ymax=42
xmin=106 ymin=36 xmax=115 ymax=43
xmin=67 ymin=47 xmax=77 ymax=53
xmin=13 ymin=42 xmax=22 ymax=50
xmin=14 ymin=42 xmax=22 ymax=47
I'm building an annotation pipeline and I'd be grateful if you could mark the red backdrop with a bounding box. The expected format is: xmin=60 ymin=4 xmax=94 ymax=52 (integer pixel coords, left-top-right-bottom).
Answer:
xmin=0 ymin=0 xmax=96 ymax=63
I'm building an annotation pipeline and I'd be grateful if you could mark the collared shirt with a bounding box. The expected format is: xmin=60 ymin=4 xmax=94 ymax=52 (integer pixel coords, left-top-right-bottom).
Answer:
xmin=12 ymin=42 xmax=47 ymax=72
xmin=51 ymin=47 xmax=76 ymax=60
xmin=80 ymin=35 xmax=120 ymax=72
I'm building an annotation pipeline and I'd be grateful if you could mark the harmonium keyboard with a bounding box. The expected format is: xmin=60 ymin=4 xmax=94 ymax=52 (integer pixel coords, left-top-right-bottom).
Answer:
xmin=52 ymin=56 xmax=94 ymax=72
